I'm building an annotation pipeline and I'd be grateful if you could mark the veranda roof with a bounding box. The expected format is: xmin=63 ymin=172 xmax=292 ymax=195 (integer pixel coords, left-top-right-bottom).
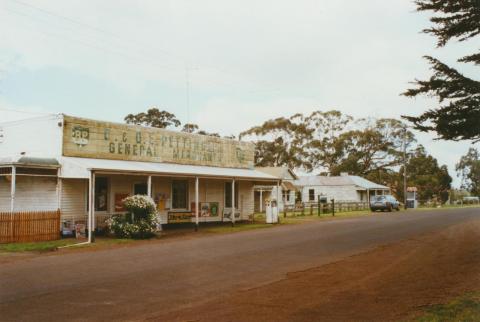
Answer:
xmin=0 ymin=156 xmax=60 ymax=168
xmin=59 ymin=156 xmax=280 ymax=181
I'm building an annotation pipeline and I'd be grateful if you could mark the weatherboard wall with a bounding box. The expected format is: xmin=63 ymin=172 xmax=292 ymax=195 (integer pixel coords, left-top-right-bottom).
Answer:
xmin=0 ymin=176 xmax=58 ymax=212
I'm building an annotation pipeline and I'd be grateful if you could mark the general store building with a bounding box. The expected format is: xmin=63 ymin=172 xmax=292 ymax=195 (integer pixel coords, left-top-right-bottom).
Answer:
xmin=0 ymin=114 xmax=280 ymax=236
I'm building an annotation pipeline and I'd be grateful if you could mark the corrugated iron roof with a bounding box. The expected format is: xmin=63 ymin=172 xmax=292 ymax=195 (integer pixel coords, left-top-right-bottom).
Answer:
xmin=295 ymin=175 xmax=389 ymax=190
xmin=0 ymin=156 xmax=59 ymax=167
xmin=60 ymin=157 xmax=279 ymax=181
xmin=255 ymin=167 xmax=298 ymax=180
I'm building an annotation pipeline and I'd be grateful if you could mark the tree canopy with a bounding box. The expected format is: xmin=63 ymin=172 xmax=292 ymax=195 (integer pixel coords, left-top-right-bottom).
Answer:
xmin=241 ymin=110 xmax=416 ymax=179
xmin=125 ymin=108 xmax=181 ymax=129
xmin=456 ymin=147 xmax=480 ymax=196
xmin=403 ymin=0 xmax=480 ymax=142
xmin=401 ymin=145 xmax=452 ymax=202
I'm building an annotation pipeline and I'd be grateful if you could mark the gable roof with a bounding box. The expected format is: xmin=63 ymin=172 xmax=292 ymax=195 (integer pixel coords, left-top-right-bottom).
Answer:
xmin=255 ymin=167 xmax=298 ymax=180
xmin=295 ymin=175 xmax=389 ymax=190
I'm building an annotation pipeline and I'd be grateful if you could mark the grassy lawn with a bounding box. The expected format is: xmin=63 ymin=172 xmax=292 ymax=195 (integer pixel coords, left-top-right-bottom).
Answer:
xmin=0 ymin=239 xmax=79 ymax=252
xmin=415 ymin=204 xmax=480 ymax=211
xmin=202 ymin=222 xmax=275 ymax=234
xmin=0 ymin=237 xmax=134 ymax=253
xmin=254 ymin=208 xmax=374 ymax=224
xmin=416 ymin=292 xmax=480 ymax=322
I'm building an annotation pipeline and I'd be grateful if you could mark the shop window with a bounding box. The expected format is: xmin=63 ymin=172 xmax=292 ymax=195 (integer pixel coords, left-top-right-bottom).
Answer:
xmin=134 ymin=183 xmax=148 ymax=195
xmin=172 ymin=180 xmax=188 ymax=209
xmin=225 ymin=182 xmax=239 ymax=208
xmin=309 ymin=189 xmax=315 ymax=201
xmin=95 ymin=177 xmax=109 ymax=211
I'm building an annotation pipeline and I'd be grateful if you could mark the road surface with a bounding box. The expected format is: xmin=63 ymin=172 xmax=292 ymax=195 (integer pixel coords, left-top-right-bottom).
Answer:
xmin=0 ymin=208 xmax=478 ymax=321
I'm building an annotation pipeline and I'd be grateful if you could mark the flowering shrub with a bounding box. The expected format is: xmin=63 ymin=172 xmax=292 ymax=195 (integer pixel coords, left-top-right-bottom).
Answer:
xmin=123 ymin=195 xmax=157 ymax=220
xmin=106 ymin=195 xmax=159 ymax=239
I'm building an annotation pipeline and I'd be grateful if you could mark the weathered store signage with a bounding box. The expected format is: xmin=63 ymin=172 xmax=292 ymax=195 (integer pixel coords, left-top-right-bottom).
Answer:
xmin=63 ymin=115 xmax=254 ymax=169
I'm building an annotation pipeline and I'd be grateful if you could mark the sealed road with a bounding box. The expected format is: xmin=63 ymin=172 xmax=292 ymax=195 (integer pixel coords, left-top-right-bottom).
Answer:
xmin=0 ymin=208 xmax=478 ymax=321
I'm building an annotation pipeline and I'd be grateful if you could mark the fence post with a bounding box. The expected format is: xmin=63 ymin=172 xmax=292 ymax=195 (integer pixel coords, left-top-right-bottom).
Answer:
xmin=310 ymin=204 xmax=313 ymax=216
xmin=331 ymin=199 xmax=335 ymax=217
xmin=317 ymin=196 xmax=321 ymax=216
xmin=301 ymin=203 xmax=305 ymax=216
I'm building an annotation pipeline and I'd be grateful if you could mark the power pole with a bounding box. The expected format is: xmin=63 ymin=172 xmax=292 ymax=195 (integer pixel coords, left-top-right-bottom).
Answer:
xmin=185 ymin=65 xmax=199 ymax=125
xmin=185 ymin=66 xmax=190 ymax=124
xmin=403 ymin=127 xmax=407 ymax=210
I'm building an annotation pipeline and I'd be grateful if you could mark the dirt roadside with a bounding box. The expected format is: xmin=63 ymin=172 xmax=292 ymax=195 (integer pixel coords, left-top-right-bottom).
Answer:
xmin=150 ymin=219 xmax=480 ymax=322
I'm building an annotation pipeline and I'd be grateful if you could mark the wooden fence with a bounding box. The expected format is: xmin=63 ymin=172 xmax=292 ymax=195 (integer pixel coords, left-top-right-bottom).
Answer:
xmin=283 ymin=201 xmax=370 ymax=216
xmin=0 ymin=210 xmax=61 ymax=243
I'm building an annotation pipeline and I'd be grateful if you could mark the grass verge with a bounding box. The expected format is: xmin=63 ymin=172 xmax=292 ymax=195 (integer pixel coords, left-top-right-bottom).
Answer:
xmin=415 ymin=292 xmax=480 ymax=322
xmin=202 ymin=223 xmax=275 ymax=234
xmin=0 ymin=239 xmax=78 ymax=252
xmin=0 ymin=237 xmax=135 ymax=253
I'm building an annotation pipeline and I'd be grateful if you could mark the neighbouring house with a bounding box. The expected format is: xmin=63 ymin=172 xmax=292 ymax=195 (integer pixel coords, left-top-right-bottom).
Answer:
xmin=254 ymin=167 xmax=298 ymax=212
xmin=0 ymin=114 xmax=281 ymax=239
xmin=295 ymin=173 xmax=390 ymax=204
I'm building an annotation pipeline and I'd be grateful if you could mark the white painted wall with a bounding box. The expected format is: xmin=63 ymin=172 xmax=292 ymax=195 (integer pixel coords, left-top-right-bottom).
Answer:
xmin=0 ymin=176 xmax=58 ymax=212
xmin=60 ymin=178 xmax=87 ymax=222
xmin=0 ymin=176 xmax=11 ymax=212
xmin=0 ymin=114 xmax=64 ymax=159
xmin=301 ymin=185 xmax=363 ymax=203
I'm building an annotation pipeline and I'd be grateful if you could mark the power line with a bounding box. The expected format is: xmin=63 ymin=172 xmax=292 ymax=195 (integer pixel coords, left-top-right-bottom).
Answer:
xmin=0 ymin=106 xmax=54 ymax=115
xmin=8 ymin=0 xmax=184 ymax=64
xmin=7 ymin=0 xmax=283 ymax=94
xmin=3 ymin=0 xmax=287 ymax=107
xmin=3 ymin=7 xmax=182 ymax=72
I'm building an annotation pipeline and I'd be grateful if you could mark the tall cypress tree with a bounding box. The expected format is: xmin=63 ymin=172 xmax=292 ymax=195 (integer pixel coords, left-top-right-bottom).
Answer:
xmin=403 ymin=0 xmax=480 ymax=142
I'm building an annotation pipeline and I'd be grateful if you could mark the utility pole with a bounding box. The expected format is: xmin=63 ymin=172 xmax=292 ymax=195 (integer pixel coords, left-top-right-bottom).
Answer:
xmin=185 ymin=65 xmax=199 ymax=124
xmin=403 ymin=126 xmax=407 ymax=210
xmin=185 ymin=66 xmax=190 ymax=124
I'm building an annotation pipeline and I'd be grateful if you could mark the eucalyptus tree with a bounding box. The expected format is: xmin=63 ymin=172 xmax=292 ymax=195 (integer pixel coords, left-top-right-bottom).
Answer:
xmin=125 ymin=108 xmax=181 ymax=129
xmin=305 ymin=110 xmax=353 ymax=173
xmin=240 ymin=115 xmax=312 ymax=170
xmin=330 ymin=119 xmax=415 ymax=179
xmin=401 ymin=145 xmax=452 ymax=203
xmin=456 ymin=147 xmax=480 ymax=196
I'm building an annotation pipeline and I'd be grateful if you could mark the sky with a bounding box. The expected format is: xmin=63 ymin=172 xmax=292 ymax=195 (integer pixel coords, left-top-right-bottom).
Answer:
xmin=0 ymin=0 xmax=478 ymax=187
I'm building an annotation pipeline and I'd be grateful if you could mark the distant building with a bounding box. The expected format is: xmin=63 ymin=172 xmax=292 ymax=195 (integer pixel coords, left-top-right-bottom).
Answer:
xmin=254 ymin=167 xmax=298 ymax=212
xmin=295 ymin=173 xmax=390 ymax=203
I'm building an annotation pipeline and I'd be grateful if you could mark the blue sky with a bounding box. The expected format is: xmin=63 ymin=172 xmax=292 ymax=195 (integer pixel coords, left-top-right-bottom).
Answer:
xmin=0 ymin=0 xmax=478 ymax=187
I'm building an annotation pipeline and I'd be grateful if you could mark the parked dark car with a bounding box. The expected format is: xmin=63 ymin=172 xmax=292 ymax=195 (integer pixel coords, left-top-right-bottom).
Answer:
xmin=370 ymin=195 xmax=400 ymax=212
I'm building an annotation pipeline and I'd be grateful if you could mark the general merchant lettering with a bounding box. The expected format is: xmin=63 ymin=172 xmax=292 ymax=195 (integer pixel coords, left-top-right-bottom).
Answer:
xmin=62 ymin=115 xmax=254 ymax=168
